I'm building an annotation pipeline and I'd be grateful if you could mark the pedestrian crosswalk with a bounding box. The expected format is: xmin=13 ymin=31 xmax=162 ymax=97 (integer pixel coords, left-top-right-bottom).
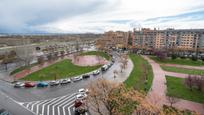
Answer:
xmin=18 ymin=93 xmax=77 ymax=115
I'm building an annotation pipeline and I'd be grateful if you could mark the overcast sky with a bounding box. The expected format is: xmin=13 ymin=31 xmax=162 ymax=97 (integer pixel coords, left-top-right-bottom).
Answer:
xmin=0 ymin=0 xmax=204 ymax=33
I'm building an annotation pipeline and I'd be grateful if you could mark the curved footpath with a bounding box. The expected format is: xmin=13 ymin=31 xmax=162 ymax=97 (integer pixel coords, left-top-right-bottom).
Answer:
xmin=162 ymin=64 xmax=204 ymax=70
xmin=143 ymin=55 xmax=204 ymax=114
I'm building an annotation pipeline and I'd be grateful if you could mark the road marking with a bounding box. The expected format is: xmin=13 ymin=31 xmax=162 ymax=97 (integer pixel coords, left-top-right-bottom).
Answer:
xmin=36 ymin=100 xmax=48 ymax=115
xmin=31 ymin=101 xmax=40 ymax=111
xmin=42 ymin=98 xmax=59 ymax=115
xmin=0 ymin=91 xmax=36 ymax=115
xmin=47 ymin=97 xmax=66 ymax=115
xmin=57 ymin=96 xmax=76 ymax=115
xmin=52 ymin=93 xmax=76 ymax=115
xmin=68 ymin=104 xmax=75 ymax=115
xmin=63 ymin=100 xmax=75 ymax=115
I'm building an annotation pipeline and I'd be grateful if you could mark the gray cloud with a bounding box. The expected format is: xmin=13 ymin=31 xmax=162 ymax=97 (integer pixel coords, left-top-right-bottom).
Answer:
xmin=0 ymin=0 xmax=112 ymax=33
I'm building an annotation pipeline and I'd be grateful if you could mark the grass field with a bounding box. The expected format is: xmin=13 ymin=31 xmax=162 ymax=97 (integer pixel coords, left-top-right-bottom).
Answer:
xmin=161 ymin=66 xmax=204 ymax=75
xmin=166 ymin=76 xmax=204 ymax=103
xmin=10 ymin=63 xmax=38 ymax=75
xmin=21 ymin=59 xmax=101 ymax=81
xmin=150 ymin=56 xmax=204 ymax=66
xmin=124 ymin=54 xmax=153 ymax=91
xmin=80 ymin=51 xmax=110 ymax=60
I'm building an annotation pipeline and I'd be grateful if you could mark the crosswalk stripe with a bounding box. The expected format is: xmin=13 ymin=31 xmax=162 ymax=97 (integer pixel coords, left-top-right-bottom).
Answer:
xmin=31 ymin=101 xmax=40 ymax=112
xmin=57 ymin=96 xmax=76 ymax=115
xmin=52 ymin=93 xmax=76 ymax=115
xmin=19 ymin=93 xmax=79 ymax=115
xmin=63 ymin=100 xmax=75 ymax=115
xmin=36 ymin=100 xmax=48 ymax=115
xmin=42 ymin=98 xmax=59 ymax=115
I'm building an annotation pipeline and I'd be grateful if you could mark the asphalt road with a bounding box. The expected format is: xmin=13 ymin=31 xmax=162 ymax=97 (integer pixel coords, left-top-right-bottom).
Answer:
xmin=0 ymin=51 xmax=128 ymax=115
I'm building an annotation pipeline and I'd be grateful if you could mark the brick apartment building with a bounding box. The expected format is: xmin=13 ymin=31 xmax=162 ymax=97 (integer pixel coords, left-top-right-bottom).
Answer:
xmin=96 ymin=31 xmax=129 ymax=49
xmin=132 ymin=28 xmax=204 ymax=52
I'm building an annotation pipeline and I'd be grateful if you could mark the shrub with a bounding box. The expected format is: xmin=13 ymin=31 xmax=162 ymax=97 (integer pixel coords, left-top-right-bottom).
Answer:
xmin=180 ymin=56 xmax=186 ymax=59
xmin=191 ymin=56 xmax=198 ymax=61
xmin=201 ymin=57 xmax=204 ymax=62
xmin=171 ymin=54 xmax=177 ymax=60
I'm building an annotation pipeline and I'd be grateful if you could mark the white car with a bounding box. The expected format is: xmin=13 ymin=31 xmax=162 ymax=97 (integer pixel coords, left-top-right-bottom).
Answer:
xmin=60 ymin=79 xmax=71 ymax=84
xmin=49 ymin=80 xmax=60 ymax=86
xmin=93 ymin=70 xmax=100 ymax=75
xmin=78 ymin=88 xmax=89 ymax=94
xmin=72 ymin=76 xmax=83 ymax=82
xmin=14 ymin=82 xmax=25 ymax=88
xmin=76 ymin=93 xmax=87 ymax=100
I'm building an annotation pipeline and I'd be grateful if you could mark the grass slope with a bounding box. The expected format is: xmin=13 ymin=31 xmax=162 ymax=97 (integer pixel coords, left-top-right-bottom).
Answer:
xmin=10 ymin=63 xmax=38 ymax=75
xmin=21 ymin=59 xmax=101 ymax=81
xmin=166 ymin=76 xmax=204 ymax=103
xmin=161 ymin=66 xmax=204 ymax=75
xmin=124 ymin=54 xmax=153 ymax=91
xmin=80 ymin=51 xmax=110 ymax=60
xmin=150 ymin=56 xmax=204 ymax=66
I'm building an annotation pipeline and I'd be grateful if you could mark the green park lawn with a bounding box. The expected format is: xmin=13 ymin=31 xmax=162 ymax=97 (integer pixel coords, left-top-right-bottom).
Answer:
xmin=80 ymin=51 xmax=110 ymax=60
xmin=150 ymin=56 xmax=204 ymax=66
xmin=124 ymin=54 xmax=153 ymax=92
xmin=10 ymin=63 xmax=38 ymax=75
xmin=166 ymin=76 xmax=204 ymax=103
xmin=161 ymin=66 xmax=204 ymax=75
xmin=21 ymin=59 xmax=101 ymax=81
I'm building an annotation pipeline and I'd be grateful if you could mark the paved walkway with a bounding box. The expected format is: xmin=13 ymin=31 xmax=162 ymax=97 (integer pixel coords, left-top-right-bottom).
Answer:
xmin=143 ymin=56 xmax=204 ymax=114
xmin=103 ymin=58 xmax=133 ymax=83
xmin=142 ymin=55 xmax=167 ymax=107
xmin=162 ymin=64 xmax=204 ymax=70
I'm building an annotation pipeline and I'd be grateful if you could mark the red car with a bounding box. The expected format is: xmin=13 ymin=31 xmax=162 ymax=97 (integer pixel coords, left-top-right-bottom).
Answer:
xmin=24 ymin=82 xmax=36 ymax=87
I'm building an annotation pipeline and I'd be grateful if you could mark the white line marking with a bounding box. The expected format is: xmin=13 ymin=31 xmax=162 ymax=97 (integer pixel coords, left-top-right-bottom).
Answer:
xmin=68 ymin=104 xmax=75 ymax=115
xmin=63 ymin=100 xmax=75 ymax=115
xmin=47 ymin=96 xmax=67 ymax=115
xmin=57 ymin=96 xmax=76 ymax=115
xmin=0 ymin=91 xmax=36 ymax=115
xmin=31 ymin=101 xmax=40 ymax=111
xmin=52 ymin=93 xmax=76 ymax=115
xmin=36 ymin=100 xmax=48 ymax=115
xmin=42 ymin=98 xmax=59 ymax=115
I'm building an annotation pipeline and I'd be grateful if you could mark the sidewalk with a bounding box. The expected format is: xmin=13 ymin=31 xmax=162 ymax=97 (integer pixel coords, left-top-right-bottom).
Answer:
xmin=142 ymin=55 xmax=167 ymax=107
xmin=162 ymin=64 xmax=204 ymax=70
xmin=143 ymin=56 xmax=204 ymax=114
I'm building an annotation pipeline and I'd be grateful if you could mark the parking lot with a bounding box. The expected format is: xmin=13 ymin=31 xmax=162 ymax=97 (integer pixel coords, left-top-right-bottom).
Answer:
xmin=19 ymin=93 xmax=86 ymax=115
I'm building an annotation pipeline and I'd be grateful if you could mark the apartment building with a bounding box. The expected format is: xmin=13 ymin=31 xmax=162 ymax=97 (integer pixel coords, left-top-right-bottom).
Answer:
xmin=132 ymin=28 xmax=204 ymax=52
xmin=96 ymin=31 xmax=128 ymax=49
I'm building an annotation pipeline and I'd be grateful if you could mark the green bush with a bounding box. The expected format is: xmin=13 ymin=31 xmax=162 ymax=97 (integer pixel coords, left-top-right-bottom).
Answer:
xmin=171 ymin=54 xmax=177 ymax=60
xmin=180 ymin=56 xmax=186 ymax=59
xmin=191 ymin=56 xmax=198 ymax=61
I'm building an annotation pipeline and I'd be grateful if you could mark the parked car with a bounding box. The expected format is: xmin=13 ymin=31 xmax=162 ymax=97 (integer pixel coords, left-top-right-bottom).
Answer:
xmin=37 ymin=82 xmax=48 ymax=87
xmin=78 ymin=88 xmax=89 ymax=94
xmin=72 ymin=76 xmax=83 ymax=82
xmin=92 ymin=70 xmax=100 ymax=75
xmin=14 ymin=82 xmax=25 ymax=88
xmin=101 ymin=65 xmax=108 ymax=71
xmin=82 ymin=74 xmax=90 ymax=79
xmin=24 ymin=82 xmax=36 ymax=88
xmin=60 ymin=79 xmax=71 ymax=85
xmin=0 ymin=108 xmax=9 ymax=115
xmin=76 ymin=93 xmax=87 ymax=100
xmin=49 ymin=80 xmax=60 ymax=86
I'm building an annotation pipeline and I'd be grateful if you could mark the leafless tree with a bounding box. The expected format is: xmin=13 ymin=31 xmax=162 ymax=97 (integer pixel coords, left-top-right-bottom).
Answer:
xmin=37 ymin=56 xmax=45 ymax=66
xmin=87 ymin=79 xmax=161 ymax=115
xmin=185 ymin=74 xmax=194 ymax=91
xmin=87 ymin=78 xmax=117 ymax=115
xmin=166 ymin=96 xmax=178 ymax=107
xmin=194 ymin=76 xmax=204 ymax=91
xmin=15 ymin=38 xmax=34 ymax=67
